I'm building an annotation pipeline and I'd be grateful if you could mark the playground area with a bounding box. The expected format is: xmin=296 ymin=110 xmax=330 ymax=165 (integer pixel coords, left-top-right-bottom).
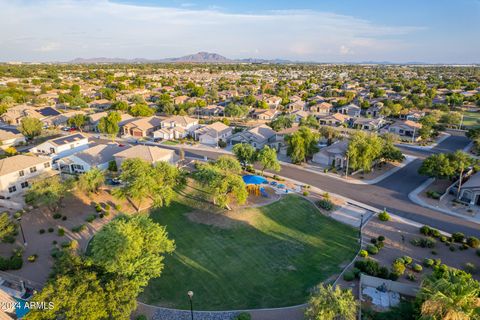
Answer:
xmin=242 ymin=175 xmax=302 ymax=198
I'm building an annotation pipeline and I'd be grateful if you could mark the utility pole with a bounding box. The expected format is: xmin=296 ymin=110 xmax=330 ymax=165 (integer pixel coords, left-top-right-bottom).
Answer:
xmin=412 ymin=127 xmax=416 ymax=143
xmin=345 ymin=154 xmax=349 ymax=179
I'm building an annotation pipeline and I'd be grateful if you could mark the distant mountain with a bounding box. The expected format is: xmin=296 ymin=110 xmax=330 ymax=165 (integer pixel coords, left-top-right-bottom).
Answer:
xmin=67 ymin=52 xmax=294 ymax=64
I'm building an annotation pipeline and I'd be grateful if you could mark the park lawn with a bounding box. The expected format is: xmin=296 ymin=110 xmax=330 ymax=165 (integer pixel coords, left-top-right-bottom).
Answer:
xmin=462 ymin=111 xmax=480 ymax=128
xmin=141 ymin=194 xmax=359 ymax=310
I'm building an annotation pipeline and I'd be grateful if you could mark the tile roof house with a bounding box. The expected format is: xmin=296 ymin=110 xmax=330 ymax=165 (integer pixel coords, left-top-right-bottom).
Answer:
xmin=194 ymin=122 xmax=232 ymax=146
xmin=0 ymin=155 xmax=53 ymax=198
xmin=58 ymin=143 xmax=126 ymax=174
xmin=312 ymin=140 xmax=349 ymax=169
xmin=113 ymin=145 xmax=178 ymax=168
xmin=318 ymin=113 xmax=350 ymax=126
xmin=252 ymin=108 xmax=278 ymax=120
xmin=197 ymin=105 xmax=224 ymax=117
xmin=337 ymin=104 xmax=361 ymax=118
xmin=0 ymin=128 xmax=25 ymax=149
xmin=457 ymin=171 xmax=480 ymax=205
xmin=388 ymin=120 xmax=422 ymax=140
xmin=230 ymin=124 xmax=277 ymax=150
xmin=308 ymin=102 xmax=333 ymax=115
xmin=30 ymin=133 xmax=89 ymax=160
xmin=351 ymin=117 xmax=385 ymax=131
xmin=121 ymin=116 xmax=163 ymax=137
xmin=153 ymin=116 xmax=199 ymax=140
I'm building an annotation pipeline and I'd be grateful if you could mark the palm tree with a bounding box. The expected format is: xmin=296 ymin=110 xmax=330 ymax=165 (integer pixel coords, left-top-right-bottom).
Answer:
xmin=305 ymin=284 xmax=358 ymax=320
xmin=77 ymin=168 xmax=105 ymax=195
xmin=419 ymin=269 xmax=480 ymax=320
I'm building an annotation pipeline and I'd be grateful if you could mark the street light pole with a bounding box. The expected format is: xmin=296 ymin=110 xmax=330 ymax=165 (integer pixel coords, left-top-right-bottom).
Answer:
xmin=187 ymin=291 xmax=194 ymax=320
xmin=16 ymin=217 xmax=27 ymax=246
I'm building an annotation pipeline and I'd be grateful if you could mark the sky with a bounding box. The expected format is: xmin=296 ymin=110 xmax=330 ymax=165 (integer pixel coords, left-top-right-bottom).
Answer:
xmin=0 ymin=0 xmax=479 ymax=63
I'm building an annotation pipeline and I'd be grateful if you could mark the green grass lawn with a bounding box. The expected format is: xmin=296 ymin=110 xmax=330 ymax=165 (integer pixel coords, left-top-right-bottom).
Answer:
xmin=462 ymin=111 xmax=480 ymax=128
xmin=162 ymin=140 xmax=180 ymax=145
xmin=140 ymin=194 xmax=359 ymax=310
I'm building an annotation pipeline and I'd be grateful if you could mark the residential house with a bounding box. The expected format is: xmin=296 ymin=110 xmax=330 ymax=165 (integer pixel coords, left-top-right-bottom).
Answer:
xmin=351 ymin=117 xmax=385 ymax=131
xmin=153 ymin=115 xmax=199 ymax=140
xmin=89 ymin=99 xmax=112 ymax=110
xmin=194 ymin=122 xmax=232 ymax=146
xmin=388 ymin=120 xmax=422 ymax=140
xmin=87 ymin=112 xmax=134 ymax=132
xmin=337 ymin=104 xmax=361 ymax=117
xmin=252 ymin=108 xmax=278 ymax=120
xmin=312 ymin=140 xmax=349 ymax=168
xmin=286 ymin=100 xmax=305 ymax=112
xmin=365 ymin=102 xmax=384 ymax=118
xmin=30 ymin=133 xmax=89 ymax=160
xmin=58 ymin=143 xmax=126 ymax=174
xmin=0 ymin=105 xmax=45 ymax=125
xmin=0 ymin=154 xmax=53 ymax=198
xmin=44 ymin=110 xmax=86 ymax=127
xmin=197 ymin=105 xmax=224 ymax=117
xmin=308 ymin=102 xmax=332 ymax=116
xmin=230 ymin=124 xmax=276 ymax=150
xmin=264 ymin=96 xmax=282 ymax=109
xmin=457 ymin=172 xmax=480 ymax=206
xmin=173 ymin=95 xmax=190 ymax=105
xmin=113 ymin=145 xmax=178 ymax=168
xmin=292 ymin=110 xmax=309 ymax=123
xmin=318 ymin=113 xmax=350 ymax=126
xmin=121 ymin=116 xmax=163 ymax=138
xmin=0 ymin=128 xmax=25 ymax=149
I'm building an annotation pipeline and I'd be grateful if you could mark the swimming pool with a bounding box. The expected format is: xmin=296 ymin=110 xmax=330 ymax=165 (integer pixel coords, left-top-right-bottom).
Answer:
xmin=242 ymin=175 xmax=267 ymax=185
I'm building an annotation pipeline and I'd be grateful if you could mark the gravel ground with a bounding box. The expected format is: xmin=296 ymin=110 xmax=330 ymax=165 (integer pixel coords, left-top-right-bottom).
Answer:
xmin=153 ymin=309 xmax=240 ymax=320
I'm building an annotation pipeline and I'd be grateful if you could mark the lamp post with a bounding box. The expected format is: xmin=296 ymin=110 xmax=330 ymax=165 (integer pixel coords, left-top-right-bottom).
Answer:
xmin=359 ymin=214 xmax=364 ymax=240
xmin=16 ymin=217 xmax=27 ymax=246
xmin=187 ymin=291 xmax=194 ymax=320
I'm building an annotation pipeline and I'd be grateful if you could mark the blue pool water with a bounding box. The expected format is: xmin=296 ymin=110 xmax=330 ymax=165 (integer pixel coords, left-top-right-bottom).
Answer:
xmin=242 ymin=175 xmax=267 ymax=185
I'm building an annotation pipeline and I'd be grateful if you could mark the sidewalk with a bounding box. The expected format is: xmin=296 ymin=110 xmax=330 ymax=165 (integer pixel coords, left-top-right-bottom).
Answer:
xmin=408 ymin=178 xmax=480 ymax=224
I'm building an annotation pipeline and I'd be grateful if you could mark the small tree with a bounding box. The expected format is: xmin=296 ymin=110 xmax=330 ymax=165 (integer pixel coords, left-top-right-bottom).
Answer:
xmin=232 ymin=143 xmax=257 ymax=166
xmin=77 ymin=168 xmax=105 ymax=195
xmin=67 ymin=114 xmax=89 ymax=132
xmin=25 ymin=176 xmax=68 ymax=212
xmin=257 ymin=145 xmax=280 ymax=175
xmin=98 ymin=111 xmax=121 ymax=142
xmin=19 ymin=117 xmax=43 ymax=140
xmin=305 ymin=284 xmax=358 ymax=320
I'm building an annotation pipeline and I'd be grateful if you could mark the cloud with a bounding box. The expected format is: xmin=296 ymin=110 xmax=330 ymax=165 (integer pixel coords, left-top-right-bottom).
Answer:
xmin=0 ymin=0 xmax=426 ymax=62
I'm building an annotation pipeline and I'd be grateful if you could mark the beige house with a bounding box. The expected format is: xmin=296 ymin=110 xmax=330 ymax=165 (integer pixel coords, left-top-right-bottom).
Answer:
xmin=113 ymin=145 xmax=178 ymax=168
xmin=0 ymin=129 xmax=25 ymax=150
xmin=153 ymin=115 xmax=199 ymax=140
xmin=194 ymin=122 xmax=232 ymax=146
xmin=0 ymin=154 xmax=53 ymax=198
xmin=388 ymin=120 xmax=422 ymax=140
xmin=318 ymin=113 xmax=350 ymax=126
xmin=121 ymin=116 xmax=163 ymax=137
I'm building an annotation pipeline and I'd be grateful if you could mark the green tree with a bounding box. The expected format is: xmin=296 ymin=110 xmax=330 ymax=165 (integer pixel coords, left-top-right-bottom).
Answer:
xmin=112 ymin=158 xmax=182 ymax=211
xmin=19 ymin=117 xmax=43 ymax=140
xmin=268 ymin=115 xmax=294 ymax=131
xmin=285 ymin=127 xmax=319 ymax=164
xmin=90 ymin=215 xmax=175 ymax=286
xmin=418 ymin=267 xmax=480 ymax=320
xmin=111 ymin=100 xmax=129 ymax=111
xmin=346 ymin=132 xmax=383 ymax=172
xmin=77 ymin=168 xmax=105 ymax=195
xmin=305 ymin=284 xmax=358 ymax=320
xmin=98 ymin=111 xmax=121 ymax=142
xmin=25 ymin=176 xmax=68 ymax=212
xmin=0 ymin=212 xmax=15 ymax=241
xmin=319 ymin=126 xmax=339 ymax=146
xmin=451 ymin=151 xmax=474 ymax=197
xmin=419 ymin=152 xmax=474 ymax=182
xmin=233 ymin=143 xmax=257 ymax=165
xmin=67 ymin=114 xmax=89 ymax=132
xmin=128 ymin=103 xmax=155 ymax=117
xmin=257 ymin=145 xmax=280 ymax=175
xmin=300 ymin=115 xmax=320 ymax=129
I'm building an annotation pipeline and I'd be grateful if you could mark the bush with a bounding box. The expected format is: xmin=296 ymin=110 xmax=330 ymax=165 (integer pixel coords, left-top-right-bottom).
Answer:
xmin=354 ymin=259 xmax=390 ymax=279
xmin=460 ymin=243 xmax=469 ymax=250
xmin=370 ymin=238 xmax=378 ymax=245
xmin=61 ymin=216 xmax=67 ymax=221
xmin=403 ymin=256 xmax=413 ymax=265
xmin=53 ymin=213 xmax=62 ymax=219
xmin=452 ymin=232 xmax=465 ymax=243
xmin=95 ymin=204 xmax=102 ymax=213
xmin=440 ymin=236 xmax=447 ymax=242
xmin=71 ymin=224 xmax=86 ymax=233
xmin=359 ymin=250 xmax=368 ymax=258
xmin=410 ymin=237 xmax=436 ymax=248
xmin=449 ymin=245 xmax=456 ymax=252
xmin=48 ymin=227 xmax=54 ymax=233
xmin=302 ymin=191 xmax=309 ymax=196
xmin=378 ymin=210 xmax=390 ymax=221
xmin=420 ymin=225 xmax=431 ymax=236
xmin=352 ymin=267 xmax=361 ymax=278
xmin=39 ymin=229 xmax=45 ymax=234
xmin=394 ymin=257 xmax=405 ymax=265
xmin=477 ymin=249 xmax=480 ymax=257
xmin=376 ymin=241 xmax=384 ymax=249
xmin=377 ymin=235 xmax=385 ymax=242
xmin=426 ymin=190 xmax=441 ymax=199
xmin=28 ymin=254 xmax=37 ymax=263
xmin=235 ymin=312 xmax=251 ymax=320
xmin=406 ymin=273 xmax=416 ymax=282
xmin=104 ymin=204 xmax=111 ymax=211
xmin=317 ymin=199 xmax=334 ymax=211
xmin=391 ymin=260 xmax=406 ymax=276
xmin=108 ymin=160 xmax=118 ymax=172
xmin=412 ymin=263 xmax=423 ymax=272
xmin=86 ymin=214 xmax=96 ymax=223
xmin=434 ymin=258 xmax=442 ymax=266
xmin=0 ymin=253 xmax=23 ymax=271
xmin=57 ymin=228 xmax=65 ymax=236
xmin=99 ymin=213 xmax=105 ymax=218
xmin=367 ymin=244 xmax=379 ymax=255
xmin=423 ymin=258 xmax=434 ymax=267
xmin=103 ymin=210 xmax=110 ymax=217
xmin=464 ymin=262 xmax=477 ymax=274
xmin=114 ymin=204 xmax=121 ymax=211
xmin=343 ymin=271 xmax=355 ymax=281
xmin=218 ymin=140 xmax=227 ymax=148
xmin=467 ymin=236 xmax=480 ymax=248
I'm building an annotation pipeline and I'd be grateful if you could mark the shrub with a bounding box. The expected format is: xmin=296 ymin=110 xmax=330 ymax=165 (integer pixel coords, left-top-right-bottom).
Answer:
xmin=410 ymin=237 xmax=436 ymax=248
xmin=317 ymin=199 xmax=334 ymax=211
xmin=114 ymin=204 xmax=121 ymax=211
xmin=464 ymin=262 xmax=477 ymax=274
xmin=403 ymin=256 xmax=413 ymax=265
xmin=423 ymin=258 xmax=434 ymax=267
xmin=48 ymin=227 xmax=54 ymax=233
xmin=57 ymin=228 xmax=65 ymax=236
xmin=467 ymin=236 xmax=480 ymax=248
xmin=460 ymin=243 xmax=469 ymax=250
xmin=452 ymin=232 xmax=465 ymax=243
xmin=406 ymin=273 xmax=416 ymax=282
xmin=434 ymin=258 xmax=442 ymax=266
xmin=370 ymin=238 xmax=378 ymax=245
xmin=377 ymin=235 xmax=385 ymax=242
xmin=449 ymin=245 xmax=456 ymax=252
xmin=420 ymin=225 xmax=431 ymax=236
xmin=394 ymin=257 xmax=405 ymax=265
xmin=426 ymin=190 xmax=441 ymax=199
xmin=302 ymin=191 xmax=309 ymax=196
xmin=367 ymin=245 xmax=379 ymax=255
xmin=86 ymin=214 xmax=96 ymax=223
xmin=440 ymin=236 xmax=447 ymax=242
xmin=392 ymin=260 xmax=406 ymax=276
xmin=431 ymin=229 xmax=441 ymax=238
xmin=352 ymin=267 xmax=361 ymax=278
xmin=359 ymin=250 xmax=368 ymax=258
xmin=104 ymin=204 xmax=111 ymax=211
xmin=52 ymin=213 xmax=62 ymax=219
xmin=412 ymin=263 xmax=423 ymax=272
xmin=477 ymin=249 xmax=480 ymax=257
xmin=343 ymin=271 xmax=355 ymax=281
xmin=235 ymin=312 xmax=251 ymax=320
xmin=28 ymin=254 xmax=37 ymax=263
xmin=95 ymin=204 xmax=102 ymax=213
xmin=39 ymin=229 xmax=45 ymax=234
xmin=99 ymin=213 xmax=105 ymax=218
xmin=103 ymin=210 xmax=110 ymax=217
xmin=218 ymin=140 xmax=227 ymax=148
xmin=71 ymin=224 xmax=86 ymax=233
xmin=0 ymin=253 xmax=23 ymax=271
xmin=376 ymin=241 xmax=384 ymax=249
xmin=378 ymin=210 xmax=390 ymax=221
xmin=108 ymin=160 xmax=118 ymax=172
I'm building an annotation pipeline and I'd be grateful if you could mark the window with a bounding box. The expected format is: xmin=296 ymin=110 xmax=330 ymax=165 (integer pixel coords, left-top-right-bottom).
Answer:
xmin=72 ymin=164 xmax=84 ymax=171
xmin=70 ymin=144 xmax=75 ymax=149
xmin=8 ymin=186 xmax=16 ymax=193
xmin=49 ymin=147 xmax=55 ymax=154
xmin=21 ymin=181 xmax=29 ymax=189
xmin=30 ymin=166 xmax=37 ymax=173
xmin=18 ymin=170 xmax=24 ymax=177
xmin=44 ymin=162 xmax=51 ymax=168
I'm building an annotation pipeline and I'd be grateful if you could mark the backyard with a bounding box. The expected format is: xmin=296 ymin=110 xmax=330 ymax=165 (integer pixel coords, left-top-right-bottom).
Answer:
xmin=462 ymin=111 xmax=480 ymax=128
xmin=140 ymin=193 xmax=359 ymax=310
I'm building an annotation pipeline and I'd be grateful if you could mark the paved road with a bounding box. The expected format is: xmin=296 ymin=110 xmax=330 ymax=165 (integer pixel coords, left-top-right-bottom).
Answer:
xmin=162 ymin=131 xmax=479 ymax=236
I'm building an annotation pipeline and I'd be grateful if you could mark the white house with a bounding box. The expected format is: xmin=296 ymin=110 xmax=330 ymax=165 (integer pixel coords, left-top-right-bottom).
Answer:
xmin=312 ymin=140 xmax=349 ymax=168
xmin=230 ymin=124 xmax=276 ymax=150
xmin=388 ymin=120 xmax=422 ymax=140
xmin=58 ymin=143 xmax=126 ymax=174
xmin=153 ymin=115 xmax=199 ymax=140
xmin=0 ymin=154 xmax=53 ymax=198
xmin=194 ymin=122 xmax=232 ymax=146
xmin=0 ymin=129 xmax=26 ymax=150
xmin=30 ymin=133 xmax=89 ymax=160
